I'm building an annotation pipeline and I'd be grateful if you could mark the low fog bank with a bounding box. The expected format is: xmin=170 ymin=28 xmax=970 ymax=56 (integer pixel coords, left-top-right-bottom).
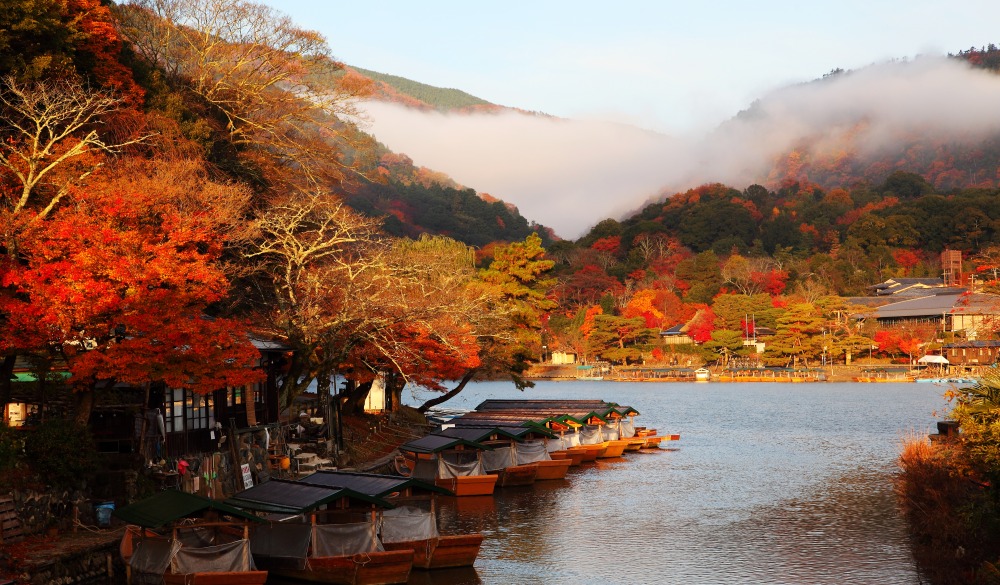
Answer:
xmin=358 ymin=57 xmax=1000 ymax=240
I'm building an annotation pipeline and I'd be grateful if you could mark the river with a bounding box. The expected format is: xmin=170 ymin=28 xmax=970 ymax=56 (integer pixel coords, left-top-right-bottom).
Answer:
xmin=401 ymin=380 xmax=951 ymax=585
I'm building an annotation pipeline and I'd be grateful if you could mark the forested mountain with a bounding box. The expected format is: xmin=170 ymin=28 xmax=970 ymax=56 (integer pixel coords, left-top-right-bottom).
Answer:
xmin=350 ymin=66 xmax=498 ymax=112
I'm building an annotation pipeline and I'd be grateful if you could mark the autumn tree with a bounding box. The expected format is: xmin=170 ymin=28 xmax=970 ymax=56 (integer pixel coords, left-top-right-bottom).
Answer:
xmin=585 ymin=314 xmax=654 ymax=364
xmin=675 ymin=250 xmax=722 ymax=303
xmin=240 ymin=190 xmax=385 ymax=409
xmin=337 ymin=235 xmax=491 ymax=414
xmin=412 ymin=234 xmax=555 ymax=412
xmin=765 ymin=303 xmax=826 ymax=367
xmin=0 ymin=160 xmax=261 ymax=423
xmin=116 ymin=0 xmax=374 ymax=189
xmin=0 ymin=76 xmax=147 ymax=235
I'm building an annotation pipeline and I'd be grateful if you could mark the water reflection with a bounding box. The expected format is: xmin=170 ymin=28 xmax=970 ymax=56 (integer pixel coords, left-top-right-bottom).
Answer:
xmin=403 ymin=381 xmax=944 ymax=584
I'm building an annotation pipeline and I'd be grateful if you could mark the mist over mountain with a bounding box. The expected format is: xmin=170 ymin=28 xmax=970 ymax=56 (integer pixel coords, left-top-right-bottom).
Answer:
xmin=355 ymin=55 xmax=1000 ymax=240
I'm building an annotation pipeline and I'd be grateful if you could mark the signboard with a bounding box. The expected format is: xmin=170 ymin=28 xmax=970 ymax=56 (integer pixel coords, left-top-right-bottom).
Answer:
xmin=241 ymin=463 xmax=253 ymax=489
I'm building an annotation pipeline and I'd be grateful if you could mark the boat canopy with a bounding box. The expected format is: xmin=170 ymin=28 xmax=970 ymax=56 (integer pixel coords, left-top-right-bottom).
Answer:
xmin=450 ymin=423 xmax=556 ymax=440
xmin=296 ymin=470 xmax=450 ymax=497
xmin=436 ymin=426 xmax=525 ymax=444
xmin=225 ymin=478 xmax=391 ymax=514
xmin=114 ymin=489 xmax=263 ymax=529
xmin=400 ymin=434 xmax=493 ymax=455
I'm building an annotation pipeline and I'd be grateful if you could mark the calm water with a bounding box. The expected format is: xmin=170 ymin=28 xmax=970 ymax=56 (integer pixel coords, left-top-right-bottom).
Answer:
xmin=402 ymin=380 xmax=951 ymax=585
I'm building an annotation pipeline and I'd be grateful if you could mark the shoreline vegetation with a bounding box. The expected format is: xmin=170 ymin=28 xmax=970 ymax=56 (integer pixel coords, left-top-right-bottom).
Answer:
xmin=525 ymin=363 xmax=949 ymax=383
xmin=896 ymin=368 xmax=1000 ymax=584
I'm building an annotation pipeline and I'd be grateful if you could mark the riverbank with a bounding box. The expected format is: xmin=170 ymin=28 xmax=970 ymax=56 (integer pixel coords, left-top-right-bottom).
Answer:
xmin=525 ymin=363 xmax=896 ymax=383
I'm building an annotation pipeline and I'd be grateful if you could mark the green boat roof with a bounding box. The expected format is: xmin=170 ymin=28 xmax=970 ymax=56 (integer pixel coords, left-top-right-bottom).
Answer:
xmin=297 ymin=470 xmax=450 ymax=498
xmin=225 ymin=479 xmax=391 ymax=514
xmin=113 ymin=489 xmax=263 ymax=529
xmin=399 ymin=434 xmax=493 ymax=454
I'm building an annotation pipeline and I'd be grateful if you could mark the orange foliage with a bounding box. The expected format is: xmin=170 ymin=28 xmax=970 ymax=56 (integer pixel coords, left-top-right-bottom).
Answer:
xmin=622 ymin=288 xmax=665 ymax=329
xmin=580 ymin=305 xmax=603 ymax=338
xmin=0 ymin=178 xmax=260 ymax=393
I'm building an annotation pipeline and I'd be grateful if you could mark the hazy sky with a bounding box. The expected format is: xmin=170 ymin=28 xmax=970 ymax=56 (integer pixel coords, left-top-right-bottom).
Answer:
xmin=270 ymin=0 xmax=998 ymax=134
xmin=263 ymin=1 xmax=1000 ymax=238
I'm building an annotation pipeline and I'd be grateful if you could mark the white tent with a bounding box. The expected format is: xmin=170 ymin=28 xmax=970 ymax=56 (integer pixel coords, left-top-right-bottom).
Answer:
xmin=918 ymin=355 xmax=949 ymax=364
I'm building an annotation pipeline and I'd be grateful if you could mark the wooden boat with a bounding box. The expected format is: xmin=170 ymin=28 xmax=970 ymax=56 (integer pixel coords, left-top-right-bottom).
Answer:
xmin=272 ymin=549 xmax=414 ymax=585
xmin=531 ymin=457 xmax=572 ymax=480
xmin=550 ymin=449 xmax=585 ymax=466
xmin=398 ymin=434 xmax=499 ymax=497
xmin=436 ymin=425 xmax=560 ymax=489
xmin=496 ymin=463 xmax=538 ymax=487
xmin=298 ymin=470 xmax=483 ymax=570
xmin=568 ymin=445 xmax=601 ymax=462
xmin=114 ymin=490 xmax=267 ymax=585
xmin=226 ymin=479 xmax=412 ymax=585
xmin=622 ymin=439 xmax=645 ymax=453
xmin=599 ymin=440 xmax=629 ymax=458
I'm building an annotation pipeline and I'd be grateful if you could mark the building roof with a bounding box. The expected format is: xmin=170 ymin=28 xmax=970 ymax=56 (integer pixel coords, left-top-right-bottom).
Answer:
xmin=660 ymin=324 xmax=688 ymax=336
xmin=943 ymin=340 xmax=1000 ymax=348
xmin=871 ymin=277 xmax=946 ymax=296
xmin=114 ymin=489 xmax=264 ymax=528
xmin=866 ymin=292 xmax=1000 ymax=320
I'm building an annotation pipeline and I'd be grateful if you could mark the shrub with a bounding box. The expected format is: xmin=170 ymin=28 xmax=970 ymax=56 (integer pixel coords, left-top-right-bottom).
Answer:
xmin=0 ymin=422 xmax=23 ymax=474
xmin=22 ymin=418 xmax=100 ymax=490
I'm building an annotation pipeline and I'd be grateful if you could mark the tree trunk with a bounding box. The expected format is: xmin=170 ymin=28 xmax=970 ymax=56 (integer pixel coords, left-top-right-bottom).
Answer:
xmin=0 ymin=354 xmax=15 ymax=410
xmin=316 ymin=366 xmax=332 ymax=441
xmin=418 ymin=370 xmax=477 ymax=414
xmin=340 ymin=380 xmax=373 ymax=416
xmin=74 ymin=385 xmax=95 ymax=426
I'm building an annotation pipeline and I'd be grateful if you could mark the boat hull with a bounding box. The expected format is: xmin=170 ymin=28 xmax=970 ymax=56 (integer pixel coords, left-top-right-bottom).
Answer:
xmin=435 ymin=474 xmax=498 ymax=496
xmin=532 ymin=458 xmax=572 ymax=480
xmin=550 ymin=450 xmax=585 ymax=466
xmin=163 ymin=571 xmax=268 ymax=585
xmin=496 ymin=464 xmax=538 ymax=487
xmin=568 ymin=446 xmax=601 ymax=462
xmin=264 ymin=550 xmax=413 ymax=585
xmin=384 ymin=534 xmax=484 ymax=569
xmin=598 ymin=440 xmax=629 ymax=458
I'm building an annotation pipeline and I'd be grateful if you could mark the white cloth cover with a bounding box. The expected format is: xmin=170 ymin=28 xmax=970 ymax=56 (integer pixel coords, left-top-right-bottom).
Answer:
xmin=381 ymin=506 xmax=438 ymax=543
xmin=514 ymin=440 xmax=551 ymax=464
xmin=312 ymin=522 xmax=384 ymax=557
xmin=481 ymin=446 xmax=514 ymax=472
xmin=619 ymin=418 xmax=636 ymax=438
xmin=128 ymin=538 xmax=182 ymax=582
xmin=437 ymin=452 xmax=485 ymax=478
xmin=601 ymin=425 xmax=620 ymax=441
xmin=579 ymin=425 xmax=604 ymax=445
xmin=546 ymin=433 xmax=580 ymax=451
xmin=172 ymin=538 xmax=256 ymax=574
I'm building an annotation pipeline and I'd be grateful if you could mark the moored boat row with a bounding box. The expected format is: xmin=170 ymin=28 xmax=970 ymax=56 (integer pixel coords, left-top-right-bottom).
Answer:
xmin=116 ymin=469 xmax=485 ymax=584
xmin=395 ymin=398 xmax=679 ymax=496
xmin=114 ymin=399 xmax=676 ymax=584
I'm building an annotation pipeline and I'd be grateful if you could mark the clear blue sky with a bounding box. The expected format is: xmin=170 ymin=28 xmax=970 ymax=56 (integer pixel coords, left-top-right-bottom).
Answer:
xmin=267 ymin=0 xmax=1000 ymax=134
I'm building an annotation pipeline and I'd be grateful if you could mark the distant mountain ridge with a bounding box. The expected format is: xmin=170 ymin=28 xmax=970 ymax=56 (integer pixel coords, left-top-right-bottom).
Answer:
xmin=351 ymin=65 xmax=501 ymax=112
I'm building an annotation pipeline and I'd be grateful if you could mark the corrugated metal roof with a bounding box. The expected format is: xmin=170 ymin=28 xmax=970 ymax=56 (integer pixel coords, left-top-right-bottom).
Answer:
xmin=297 ymin=470 xmax=448 ymax=497
xmin=436 ymin=426 xmax=525 ymax=443
xmin=871 ymin=292 xmax=1000 ymax=319
xmin=399 ymin=434 xmax=492 ymax=454
xmin=113 ymin=489 xmax=263 ymax=528
xmin=943 ymin=340 xmax=1000 ymax=348
xmin=225 ymin=479 xmax=390 ymax=513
